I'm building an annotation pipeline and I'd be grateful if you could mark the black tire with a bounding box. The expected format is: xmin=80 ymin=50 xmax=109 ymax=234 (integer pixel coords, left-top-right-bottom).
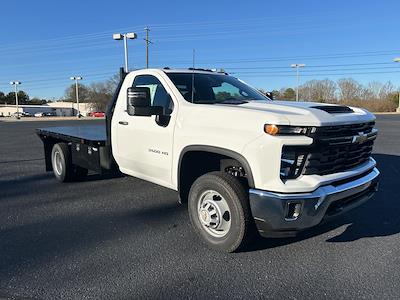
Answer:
xmin=188 ymin=171 xmax=254 ymax=252
xmin=51 ymin=143 xmax=88 ymax=182
xmin=51 ymin=143 xmax=73 ymax=182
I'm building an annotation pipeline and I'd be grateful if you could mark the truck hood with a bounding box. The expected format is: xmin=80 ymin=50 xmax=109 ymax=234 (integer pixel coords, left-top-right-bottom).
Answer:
xmin=223 ymin=100 xmax=376 ymax=126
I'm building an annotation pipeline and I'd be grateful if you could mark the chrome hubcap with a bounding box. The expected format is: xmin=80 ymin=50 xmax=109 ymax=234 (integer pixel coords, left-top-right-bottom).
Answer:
xmin=53 ymin=151 xmax=62 ymax=175
xmin=197 ymin=190 xmax=231 ymax=237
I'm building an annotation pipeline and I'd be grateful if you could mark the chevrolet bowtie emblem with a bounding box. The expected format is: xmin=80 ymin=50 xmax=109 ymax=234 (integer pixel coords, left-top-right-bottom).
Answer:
xmin=352 ymin=132 xmax=368 ymax=144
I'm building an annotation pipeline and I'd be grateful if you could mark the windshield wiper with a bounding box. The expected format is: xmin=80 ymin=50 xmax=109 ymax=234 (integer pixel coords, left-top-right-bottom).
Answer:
xmin=216 ymin=99 xmax=248 ymax=105
xmin=193 ymin=99 xmax=249 ymax=105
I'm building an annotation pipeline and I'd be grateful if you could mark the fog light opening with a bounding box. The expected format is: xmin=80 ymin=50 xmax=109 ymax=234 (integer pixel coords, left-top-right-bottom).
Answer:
xmin=285 ymin=202 xmax=302 ymax=220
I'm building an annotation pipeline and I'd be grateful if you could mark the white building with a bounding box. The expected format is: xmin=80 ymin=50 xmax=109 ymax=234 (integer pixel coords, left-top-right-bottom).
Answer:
xmin=0 ymin=102 xmax=95 ymax=117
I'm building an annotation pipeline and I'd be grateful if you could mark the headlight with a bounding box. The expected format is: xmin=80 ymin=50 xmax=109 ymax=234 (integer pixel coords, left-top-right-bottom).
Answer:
xmin=280 ymin=147 xmax=308 ymax=180
xmin=264 ymin=124 xmax=316 ymax=136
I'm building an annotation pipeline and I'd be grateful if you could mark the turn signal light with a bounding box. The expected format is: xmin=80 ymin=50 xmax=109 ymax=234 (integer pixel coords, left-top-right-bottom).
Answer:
xmin=264 ymin=124 xmax=279 ymax=135
xmin=264 ymin=124 xmax=315 ymax=135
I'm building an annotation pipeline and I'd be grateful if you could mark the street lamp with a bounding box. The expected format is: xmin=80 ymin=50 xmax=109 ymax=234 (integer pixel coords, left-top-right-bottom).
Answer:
xmin=291 ymin=63 xmax=306 ymax=101
xmin=113 ymin=32 xmax=137 ymax=72
xmin=70 ymin=76 xmax=83 ymax=118
xmin=10 ymin=81 xmax=21 ymax=119
xmin=394 ymin=58 xmax=400 ymax=112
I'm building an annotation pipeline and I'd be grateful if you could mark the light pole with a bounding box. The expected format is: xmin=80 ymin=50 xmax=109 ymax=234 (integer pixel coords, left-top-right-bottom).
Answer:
xmin=113 ymin=32 xmax=137 ymax=72
xmin=70 ymin=76 xmax=82 ymax=118
xmin=10 ymin=81 xmax=21 ymax=119
xmin=291 ymin=63 xmax=306 ymax=101
xmin=393 ymin=58 xmax=400 ymax=112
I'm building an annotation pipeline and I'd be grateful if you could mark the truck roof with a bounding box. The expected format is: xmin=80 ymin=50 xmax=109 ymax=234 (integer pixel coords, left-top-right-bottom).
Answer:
xmin=161 ymin=68 xmax=228 ymax=75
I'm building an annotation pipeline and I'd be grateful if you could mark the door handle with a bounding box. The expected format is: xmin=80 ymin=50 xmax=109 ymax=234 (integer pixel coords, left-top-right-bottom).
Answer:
xmin=119 ymin=121 xmax=129 ymax=125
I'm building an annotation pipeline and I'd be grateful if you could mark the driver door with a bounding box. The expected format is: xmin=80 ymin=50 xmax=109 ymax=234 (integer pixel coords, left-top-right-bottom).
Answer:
xmin=115 ymin=74 xmax=176 ymax=188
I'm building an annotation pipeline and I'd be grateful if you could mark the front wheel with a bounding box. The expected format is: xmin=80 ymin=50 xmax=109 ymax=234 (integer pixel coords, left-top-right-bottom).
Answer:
xmin=188 ymin=171 xmax=254 ymax=252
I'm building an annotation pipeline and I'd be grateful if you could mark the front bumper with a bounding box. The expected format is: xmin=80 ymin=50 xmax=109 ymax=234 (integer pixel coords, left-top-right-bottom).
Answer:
xmin=249 ymin=167 xmax=380 ymax=238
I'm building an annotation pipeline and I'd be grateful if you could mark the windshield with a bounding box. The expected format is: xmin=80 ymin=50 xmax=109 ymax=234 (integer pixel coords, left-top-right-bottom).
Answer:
xmin=166 ymin=72 xmax=270 ymax=104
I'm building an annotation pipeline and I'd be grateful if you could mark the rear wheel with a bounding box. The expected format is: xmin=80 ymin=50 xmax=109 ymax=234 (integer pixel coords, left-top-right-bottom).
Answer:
xmin=188 ymin=171 xmax=254 ymax=252
xmin=51 ymin=143 xmax=88 ymax=182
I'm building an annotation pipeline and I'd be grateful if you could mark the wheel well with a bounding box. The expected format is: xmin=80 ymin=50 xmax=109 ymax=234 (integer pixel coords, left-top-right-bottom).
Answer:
xmin=178 ymin=149 xmax=253 ymax=203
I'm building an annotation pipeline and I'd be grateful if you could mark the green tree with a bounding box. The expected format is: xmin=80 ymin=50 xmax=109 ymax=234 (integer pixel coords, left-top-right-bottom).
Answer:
xmin=283 ymin=88 xmax=296 ymax=100
xmin=5 ymin=92 xmax=14 ymax=104
xmin=17 ymin=91 xmax=29 ymax=104
xmin=4 ymin=91 xmax=29 ymax=105
xmin=0 ymin=91 xmax=5 ymax=104
xmin=270 ymin=89 xmax=280 ymax=99
xmin=30 ymin=97 xmax=48 ymax=105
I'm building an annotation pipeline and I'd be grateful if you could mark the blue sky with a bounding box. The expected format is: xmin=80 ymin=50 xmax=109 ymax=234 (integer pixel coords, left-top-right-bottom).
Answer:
xmin=0 ymin=0 xmax=399 ymax=99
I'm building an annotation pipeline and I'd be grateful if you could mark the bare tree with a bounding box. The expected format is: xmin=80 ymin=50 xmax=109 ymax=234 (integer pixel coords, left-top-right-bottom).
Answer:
xmin=87 ymin=82 xmax=113 ymax=112
xmin=299 ymin=79 xmax=337 ymax=102
xmin=379 ymin=81 xmax=395 ymax=100
xmin=366 ymin=81 xmax=384 ymax=99
xmin=105 ymin=73 xmax=120 ymax=94
xmin=337 ymin=78 xmax=362 ymax=101
xmin=64 ymin=83 xmax=90 ymax=102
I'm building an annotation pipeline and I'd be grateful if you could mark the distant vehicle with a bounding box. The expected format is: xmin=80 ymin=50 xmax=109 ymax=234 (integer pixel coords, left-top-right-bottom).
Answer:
xmin=44 ymin=112 xmax=56 ymax=117
xmin=34 ymin=112 xmax=46 ymax=117
xmin=13 ymin=111 xmax=32 ymax=117
xmin=90 ymin=111 xmax=105 ymax=117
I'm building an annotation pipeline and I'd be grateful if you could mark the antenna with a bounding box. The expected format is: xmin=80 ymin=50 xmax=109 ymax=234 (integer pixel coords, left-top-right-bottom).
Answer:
xmin=191 ymin=49 xmax=195 ymax=103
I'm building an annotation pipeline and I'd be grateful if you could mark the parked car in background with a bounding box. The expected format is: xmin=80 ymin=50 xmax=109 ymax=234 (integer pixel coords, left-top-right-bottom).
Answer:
xmin=90 ymin=111 xmax=105 ymax=117
xmin=13 ymin=112 xmax=32 ymax=117
xmin=34 ymin=112 xmax=46 ymax=117
xmin=44 ymin=112 xmax=56 ymax=117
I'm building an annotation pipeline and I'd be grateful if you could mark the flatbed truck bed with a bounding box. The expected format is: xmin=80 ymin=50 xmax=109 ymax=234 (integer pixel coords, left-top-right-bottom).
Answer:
xmin=36 ymin=125 xmax=114 ymax=174
xmin=36 ymin=125 xmax=107 ymax=146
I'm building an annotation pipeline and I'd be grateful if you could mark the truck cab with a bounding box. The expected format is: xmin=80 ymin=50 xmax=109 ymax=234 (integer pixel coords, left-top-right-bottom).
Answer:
xmin=37 ymin=68 xmax=379 ymax=252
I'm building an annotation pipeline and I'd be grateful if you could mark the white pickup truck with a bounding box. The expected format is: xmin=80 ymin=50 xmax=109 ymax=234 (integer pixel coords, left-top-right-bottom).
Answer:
xmin=37 ymin=68 xmax=379 ymax=252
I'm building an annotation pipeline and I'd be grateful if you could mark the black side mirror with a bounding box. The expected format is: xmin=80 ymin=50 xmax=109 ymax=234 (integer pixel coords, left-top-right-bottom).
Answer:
xmin=265 ymin=92 xmax=274 ymax=100
xmin=127 ymin=87 xmax=163 ymax=116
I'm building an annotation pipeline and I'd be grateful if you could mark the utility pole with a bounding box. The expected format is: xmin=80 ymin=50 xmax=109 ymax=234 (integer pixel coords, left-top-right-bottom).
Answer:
xmin=144 ymin=27 xmax=153 ymax=68
xmin=70 ymin=76 xmax=83 ymax=118
xmin=191 ymin=49 xmax=195 ymax=102
xmin=10 ymin=81 xmax=21 ymax=119
xmin=393 ymin=58 xmax=400 ymax=112
xmin=290 ymin=64 xmax=306 ymax=101
xmin=113 ymin=32 xmax=138 ymax=72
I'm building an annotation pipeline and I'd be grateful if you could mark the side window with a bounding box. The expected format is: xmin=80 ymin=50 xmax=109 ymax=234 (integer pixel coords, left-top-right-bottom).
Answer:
xmin=132 ymin=75 xmax=174 ymax=115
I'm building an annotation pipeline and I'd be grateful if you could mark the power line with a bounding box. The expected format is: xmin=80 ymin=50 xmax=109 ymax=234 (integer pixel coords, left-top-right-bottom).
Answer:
xmin=225 ymin=62 xmax=394 ymax=70
xmin=237 ymin=70 xmax=400 ymax=78
xmin=232 ymin=66 xmax=400 ymax=75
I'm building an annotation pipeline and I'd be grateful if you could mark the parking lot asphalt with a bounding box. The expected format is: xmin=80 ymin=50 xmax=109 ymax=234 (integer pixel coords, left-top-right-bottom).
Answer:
xmin=0 ymin=116 xmax=399 ymax=299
